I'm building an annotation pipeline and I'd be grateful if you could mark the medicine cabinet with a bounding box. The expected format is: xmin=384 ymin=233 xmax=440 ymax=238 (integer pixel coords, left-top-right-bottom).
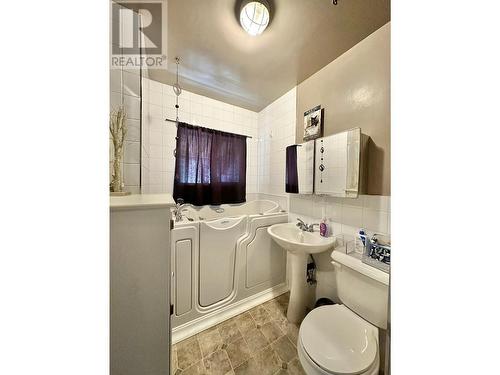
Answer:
xmin=285 ymin=128 xmax=368 ymax=198
xmin=315 ymin=128 xmax=367 ymax=198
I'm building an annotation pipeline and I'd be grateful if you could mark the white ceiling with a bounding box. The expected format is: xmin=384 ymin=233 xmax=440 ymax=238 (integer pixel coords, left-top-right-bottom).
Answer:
xmin=148 ymin=0 xmax=390 ymax=112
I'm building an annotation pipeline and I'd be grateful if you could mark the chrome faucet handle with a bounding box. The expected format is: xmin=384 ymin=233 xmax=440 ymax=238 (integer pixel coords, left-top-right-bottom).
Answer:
xmin=304 ymin=223 xmax=319 ymax=232
xmin=370 ymin=233 xmax=390 ymax=248
xmin=370 ymin=233 xmax=385 ymax=244
xmin=296 ymin=218 xmax=306 ymax=229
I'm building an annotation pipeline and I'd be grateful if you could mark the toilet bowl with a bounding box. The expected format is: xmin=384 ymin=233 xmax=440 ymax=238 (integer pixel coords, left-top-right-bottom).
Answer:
xmin=297 ymin=304 xmax=379 ymax=375
xmin=297 ymin=250 xmax=389 ymax=375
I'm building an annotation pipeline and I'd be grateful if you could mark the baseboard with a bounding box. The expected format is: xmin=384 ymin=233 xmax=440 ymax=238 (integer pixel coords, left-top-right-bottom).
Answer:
xmin=172 ymin=284 xmax=290 ymax=344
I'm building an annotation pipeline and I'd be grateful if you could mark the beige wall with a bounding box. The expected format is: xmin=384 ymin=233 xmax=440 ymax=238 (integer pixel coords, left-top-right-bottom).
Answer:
xmin=296 ymin=22 xmax=390 ymax=195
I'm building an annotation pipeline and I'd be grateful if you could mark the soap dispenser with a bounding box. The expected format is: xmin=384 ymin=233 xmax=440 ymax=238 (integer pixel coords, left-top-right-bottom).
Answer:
xmin=319 ymin=206 xmax=331 ymax=237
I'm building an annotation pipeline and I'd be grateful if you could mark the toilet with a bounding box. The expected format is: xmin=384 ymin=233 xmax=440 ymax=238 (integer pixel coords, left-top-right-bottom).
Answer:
xmin=298 ymin=250 xmax=389 ymax=375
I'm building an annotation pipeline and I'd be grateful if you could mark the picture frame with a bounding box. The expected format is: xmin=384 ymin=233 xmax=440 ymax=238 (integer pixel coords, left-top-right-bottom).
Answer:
xmin=303 ymin=105 xmax=324 ymax=141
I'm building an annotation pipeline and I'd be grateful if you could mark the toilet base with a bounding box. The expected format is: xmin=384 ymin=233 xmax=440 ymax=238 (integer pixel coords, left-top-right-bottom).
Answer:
xmin=297 ymin=337 xmax=379 ymax=375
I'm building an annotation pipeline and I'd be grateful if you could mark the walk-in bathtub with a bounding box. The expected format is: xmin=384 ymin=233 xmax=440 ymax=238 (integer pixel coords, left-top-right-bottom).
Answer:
xmin=170 ymin=200 xmax=289 ymax=343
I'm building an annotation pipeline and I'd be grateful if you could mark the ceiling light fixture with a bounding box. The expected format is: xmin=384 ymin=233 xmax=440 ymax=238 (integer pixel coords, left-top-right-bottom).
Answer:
xmin=239 ymin=0 xmax=270 ymax=36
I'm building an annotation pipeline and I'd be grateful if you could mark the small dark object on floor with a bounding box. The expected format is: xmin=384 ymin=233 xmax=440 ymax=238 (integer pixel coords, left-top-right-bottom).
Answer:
xmin=315 ymin=298 xmax=335 ymax=308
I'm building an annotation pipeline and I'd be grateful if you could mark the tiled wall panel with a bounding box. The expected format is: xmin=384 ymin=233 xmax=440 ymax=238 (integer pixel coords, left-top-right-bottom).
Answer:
xmin=141 ymin=78 xmax=259 ymax=196
xmin=109 ymin=8 xmax=142 ymax=194
xmin=257 ymin=87 xmax=297 ymax=196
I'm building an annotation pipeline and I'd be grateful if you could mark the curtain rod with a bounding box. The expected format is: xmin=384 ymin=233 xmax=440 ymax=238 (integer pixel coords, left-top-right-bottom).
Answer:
xmin=165 ymin=118 xmax=253 ymax=139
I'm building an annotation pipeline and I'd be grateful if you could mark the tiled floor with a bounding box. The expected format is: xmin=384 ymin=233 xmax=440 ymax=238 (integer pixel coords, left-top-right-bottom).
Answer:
xmin=171 ymin=292 xmax=306 ymax=375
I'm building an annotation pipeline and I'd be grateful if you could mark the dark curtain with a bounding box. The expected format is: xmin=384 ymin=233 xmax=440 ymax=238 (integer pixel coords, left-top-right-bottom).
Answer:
xmin=173 ymin=122 xmax=247 ymax=205
xmin=285 ymin=145 xmax=299 ymax=193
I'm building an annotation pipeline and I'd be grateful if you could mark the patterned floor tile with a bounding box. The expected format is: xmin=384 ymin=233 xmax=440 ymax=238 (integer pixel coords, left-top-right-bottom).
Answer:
xmin=262 ymin=299 xmax=287 ymax=322
xmin=218 ymin=320 xmax=243 ymax=344
xmin=203 ymin=350 xmax=232 ymax=375
xmin=177 ymin=293 xmax=299 ymax=375
xmin=249 ymin=306 xmax=272 ymax=326
xmin=197 ymin=326 xmax=223 ymax=357
xmin=275 ymin=319 xmax=299 ymax=347
xmin=177 ymin=336 xmax=202 ymax=370
xmin=286 ymin=358 xmax=306 ymax=375
xmin=275 ymin=293 xmax=290 ymax=310
xmin=233 ymin=346 xmax=281 ymax=375
xmin=271 ymin=336 xmax=297 ymax=363
xmin=259 ymin=321 xmax=284 ymax=343
xmin=233 ymin=312 xmax=256 ymax=335
xmin=243 ymin=327 xmax=268 ymax=353
xmin=172 ymin=344 xmax=178 ymax=373
xmin=225 ymin=337 xmax=252 ymax=368
xmin=180 ymin=360 xmax=208 ymax=375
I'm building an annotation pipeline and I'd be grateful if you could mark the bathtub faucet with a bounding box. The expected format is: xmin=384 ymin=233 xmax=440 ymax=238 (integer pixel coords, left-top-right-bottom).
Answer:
xmin=174 ymin=198 xmax=192 ymax=222
xmin=296 ymin=218 xmax=319 ymax=232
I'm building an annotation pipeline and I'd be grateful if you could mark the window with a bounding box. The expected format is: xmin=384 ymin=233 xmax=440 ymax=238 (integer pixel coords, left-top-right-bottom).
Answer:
xmin=173 ymin=123 xmax=247 ymax=206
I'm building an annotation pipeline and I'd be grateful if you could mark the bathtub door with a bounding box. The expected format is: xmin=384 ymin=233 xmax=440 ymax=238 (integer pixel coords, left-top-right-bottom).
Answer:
xmin=199 ymin=216 xmax=247 ymax=307
xmin=244 ymin=215 xmax=287 ymax=290
xmin=171 ymin=224 xmax=198 ymax=319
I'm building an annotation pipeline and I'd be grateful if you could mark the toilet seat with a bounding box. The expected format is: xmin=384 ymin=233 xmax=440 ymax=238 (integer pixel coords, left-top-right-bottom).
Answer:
xmin=299 ymin=305 xmax=379 ymax=375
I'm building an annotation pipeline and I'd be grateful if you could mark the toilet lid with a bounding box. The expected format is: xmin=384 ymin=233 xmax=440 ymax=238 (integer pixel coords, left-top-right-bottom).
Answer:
xmin=299 ymin=305 xmax=378 ymax=375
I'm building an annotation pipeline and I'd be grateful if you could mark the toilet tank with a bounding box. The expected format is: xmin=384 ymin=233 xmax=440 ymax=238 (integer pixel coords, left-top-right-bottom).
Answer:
xmin=332 ymin=251 xmax=389 ymax=330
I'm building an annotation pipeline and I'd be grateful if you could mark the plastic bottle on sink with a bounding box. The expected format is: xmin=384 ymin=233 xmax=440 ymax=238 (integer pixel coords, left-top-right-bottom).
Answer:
xmin=319 ymin=207 xmax=330 ymax=237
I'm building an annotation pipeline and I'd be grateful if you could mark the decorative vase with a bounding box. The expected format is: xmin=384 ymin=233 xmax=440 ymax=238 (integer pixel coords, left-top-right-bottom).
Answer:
xmin=111 ymin=157 xmax=124 ymax=194
xmin=110 ymin=106 xmax=130 ymax=195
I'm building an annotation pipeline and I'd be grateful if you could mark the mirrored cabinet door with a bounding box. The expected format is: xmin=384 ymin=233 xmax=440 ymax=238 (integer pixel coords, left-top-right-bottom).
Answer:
xmin=314 ymin=128 xmax=366 ymax=198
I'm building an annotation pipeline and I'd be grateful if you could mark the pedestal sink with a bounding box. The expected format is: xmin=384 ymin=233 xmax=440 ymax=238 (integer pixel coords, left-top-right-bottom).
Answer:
xmin=268 ymin=222 xmax=336 ymax=323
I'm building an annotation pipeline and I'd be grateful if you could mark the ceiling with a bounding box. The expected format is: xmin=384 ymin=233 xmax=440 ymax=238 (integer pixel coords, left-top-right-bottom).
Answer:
xmin=149 ymin=0 xmax=390 ymax=112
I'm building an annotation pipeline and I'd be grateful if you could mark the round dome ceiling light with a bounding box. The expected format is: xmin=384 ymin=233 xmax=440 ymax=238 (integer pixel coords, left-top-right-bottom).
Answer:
xmin=239 ymin=0 xmax=270 ymax=36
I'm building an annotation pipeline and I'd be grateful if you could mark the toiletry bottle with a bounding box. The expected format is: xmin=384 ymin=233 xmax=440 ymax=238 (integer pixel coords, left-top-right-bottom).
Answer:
xmin=320 ymin=207 xmax=330 ymax=237
xmin=359 ymin=228 xmax=366 ymax=246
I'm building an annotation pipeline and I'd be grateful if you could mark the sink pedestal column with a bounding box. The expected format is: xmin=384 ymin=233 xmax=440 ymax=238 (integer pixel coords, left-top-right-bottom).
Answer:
xmin=287 ymin=252 xmax=308 ymax=324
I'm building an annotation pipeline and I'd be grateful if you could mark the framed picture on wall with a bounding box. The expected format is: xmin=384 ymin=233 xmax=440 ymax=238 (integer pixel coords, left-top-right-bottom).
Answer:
xmin=303 ymin=105 xmax=323 ymax=141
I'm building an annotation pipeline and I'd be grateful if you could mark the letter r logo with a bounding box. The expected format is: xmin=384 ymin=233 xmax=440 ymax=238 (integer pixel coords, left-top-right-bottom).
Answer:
xmin=112 ymin=2 xmax=162 ymax=55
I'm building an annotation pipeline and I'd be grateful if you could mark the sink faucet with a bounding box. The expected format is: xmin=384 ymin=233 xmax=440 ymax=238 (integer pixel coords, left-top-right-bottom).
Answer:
xmin=296 ymin=218 xmax=319 ymax=232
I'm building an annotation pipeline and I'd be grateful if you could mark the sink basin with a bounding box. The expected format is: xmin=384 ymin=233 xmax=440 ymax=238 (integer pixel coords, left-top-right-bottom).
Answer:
xmin=267 ymin=222 xmax=336 ymax=324
xmin=267 ymin=223 xmax=335 ymax=254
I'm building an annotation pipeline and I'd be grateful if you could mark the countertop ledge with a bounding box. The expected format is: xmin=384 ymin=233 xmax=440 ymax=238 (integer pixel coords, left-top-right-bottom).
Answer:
xmin=110 ymin=193 xmax=175 ymax=210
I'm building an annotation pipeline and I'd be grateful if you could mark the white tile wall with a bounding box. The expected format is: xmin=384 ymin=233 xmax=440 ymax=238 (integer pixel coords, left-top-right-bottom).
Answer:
xmin=289 ymin=194 xmax=391 ymax=236
xmin=257 ymin=87 xmax=297 ymax=196
xmin=141 ymin=78 xmax=259 ymax=195
xmin=139 ymin=78 xmax=391 ymax=240
xmin=109 ymin=28 xmax=142 ymax=194
xmin=289 ymin=194 xmax=391 ymax=306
